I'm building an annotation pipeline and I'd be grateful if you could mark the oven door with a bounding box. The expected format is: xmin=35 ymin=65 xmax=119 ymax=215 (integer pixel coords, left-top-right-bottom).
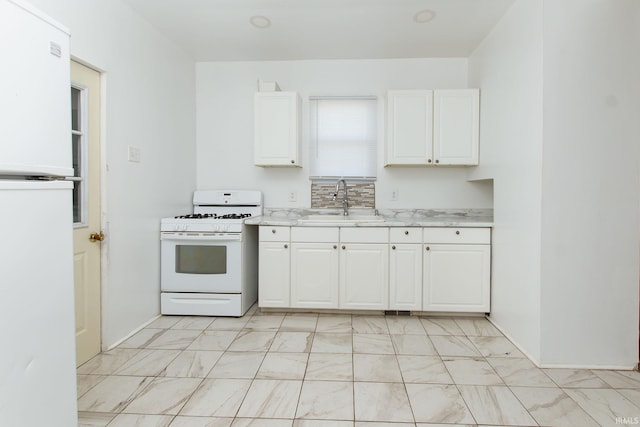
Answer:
xmin=161 ymin=232 xmax=242 ymax=293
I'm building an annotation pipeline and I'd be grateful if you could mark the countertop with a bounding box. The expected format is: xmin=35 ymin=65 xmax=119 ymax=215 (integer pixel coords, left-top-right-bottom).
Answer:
xmin=245 ymin=208 xmax=493 ymax=228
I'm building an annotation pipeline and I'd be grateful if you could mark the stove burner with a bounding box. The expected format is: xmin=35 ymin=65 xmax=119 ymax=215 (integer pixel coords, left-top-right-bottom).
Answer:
xmin=174 ymin=213 xmax=215 ymax=219
xmin=174 ymin=213 xmax=252 ymax=220
xmin=218 ymin=213 xmax=252 ymax=219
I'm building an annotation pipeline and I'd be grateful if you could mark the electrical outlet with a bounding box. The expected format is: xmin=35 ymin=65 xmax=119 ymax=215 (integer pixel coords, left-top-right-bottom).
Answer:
xmin=390 ymin=189 xmax=399 ymax=201
xmin=288 ymin=191 xmax=297 ymax=202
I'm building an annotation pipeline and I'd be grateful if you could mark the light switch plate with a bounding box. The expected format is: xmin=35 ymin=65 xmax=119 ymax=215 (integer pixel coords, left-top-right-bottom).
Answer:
xmin=128 ymin=145 xmax=141 ymax=163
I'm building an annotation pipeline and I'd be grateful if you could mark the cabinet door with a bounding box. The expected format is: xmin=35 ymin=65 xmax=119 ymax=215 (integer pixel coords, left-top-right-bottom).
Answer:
xmin=385 ymin=90 xmax=433 ymax=166
xmin=254 ymin=92 xmax=300 ymax=167
xmin=339 ymin=243 xmax=389 ymax=310
xmin=291 ymin=243 xmax=339 ymax=308
xmin=258 ymin=242 xmax=290 ymax=307
xmin=423 ymin=244 xmax=490 ymax=312
xmin=433 ymin=89 xmax=479 ymax=166
xmin=389 ymin=244 xmax=422 ymax=310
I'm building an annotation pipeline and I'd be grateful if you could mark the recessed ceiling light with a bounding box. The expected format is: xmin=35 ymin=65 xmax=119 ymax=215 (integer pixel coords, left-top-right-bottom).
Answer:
xmin=413 ymin=9 xmax=436 ymax=24
xmin=250 ymin=15 xmax=271 ymax=29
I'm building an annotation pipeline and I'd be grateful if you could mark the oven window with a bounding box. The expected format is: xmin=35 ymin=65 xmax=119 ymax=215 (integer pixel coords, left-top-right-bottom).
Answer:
xmin=175 ymin=245 xmax=227 ymax=274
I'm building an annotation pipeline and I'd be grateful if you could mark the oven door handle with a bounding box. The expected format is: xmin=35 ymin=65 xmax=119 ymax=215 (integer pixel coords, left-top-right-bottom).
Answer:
xmin=161 ymin=232 xmax=241 ymax=242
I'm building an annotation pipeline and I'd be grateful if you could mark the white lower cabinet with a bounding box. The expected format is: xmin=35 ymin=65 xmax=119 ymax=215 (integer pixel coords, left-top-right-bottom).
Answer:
xmin=291 ymin=243 xmax=339 ymax=308
xmin=339 ymin=244 xmax=389 ymax=310
xmin=339 ymin=228 xmax=389 ymax=310
xmin=389 ymin=227 xmax=422 ymax=310
xmin=423 ymin=227 xmax=491 ymax=312
xmin=258 ymin=227 xmax=291 ymax=308
xmin=389 ymin=243 xmax=423 ymax=310
xmin=258 ymin=225 xmax=491 ymax=313
xmin=289 ymin=227 xmax=340 ymax=309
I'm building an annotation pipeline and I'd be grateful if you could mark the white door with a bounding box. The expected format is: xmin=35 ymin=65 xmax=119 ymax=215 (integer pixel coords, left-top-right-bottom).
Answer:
xmin=71 ymin=60 xmax=102 ymax=366
xmin=291 ymin=242 xmax=339 ymax=308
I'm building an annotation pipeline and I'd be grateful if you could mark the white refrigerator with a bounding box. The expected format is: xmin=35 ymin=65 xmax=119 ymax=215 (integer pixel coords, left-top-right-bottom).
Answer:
xmin=0 ymin=0 xmax=78 ymax=425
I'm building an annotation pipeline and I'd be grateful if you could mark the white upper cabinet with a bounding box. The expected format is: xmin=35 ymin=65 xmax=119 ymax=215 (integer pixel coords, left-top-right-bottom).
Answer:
xmin=254 ymin=92 xmax=301 ymax=167
xmin=385 ymin=89 xmax=479 ymax=166
xmin=433 ymin=89 xmax=480 ymax=166
xmin=386 ymin=90 xmax=434 ymax=165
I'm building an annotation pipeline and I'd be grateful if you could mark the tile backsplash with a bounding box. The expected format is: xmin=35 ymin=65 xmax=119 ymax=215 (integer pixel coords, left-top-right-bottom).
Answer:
xmin=311 ymin=182 xmax=375 ymax=208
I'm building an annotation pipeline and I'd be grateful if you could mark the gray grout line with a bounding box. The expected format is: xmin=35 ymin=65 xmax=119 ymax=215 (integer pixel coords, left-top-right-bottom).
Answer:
xmin=78 ymin=306 xmax=640 ymax=427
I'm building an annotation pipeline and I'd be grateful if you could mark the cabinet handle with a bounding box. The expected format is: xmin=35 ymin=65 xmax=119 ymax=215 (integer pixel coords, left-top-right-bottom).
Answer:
xmin=290 ymin=160 xmax=295 ymax=164
xmin=342 ymin=245 xmax=346 ymax=250
xmin=456 ymin=230 xmax=460 ymax=235
xmin=392 ymin=245 xmax=396 ymax=250
xmin=284 ymin=244 xmax=288 ymax=249
xmin=272 ymin=229 xmax=276 ymax=234
xmin=427 ymin=159 xmax=432 ymax=164
xmin=426 ymin=246 xmax=430 ymax=251
xmin=435 ymin=159 xmax=439 ymax=164
xmin=333 ymin=245 xmax=337 ymax=249
xmin=404 ymin=230 xmax=409 ymax=235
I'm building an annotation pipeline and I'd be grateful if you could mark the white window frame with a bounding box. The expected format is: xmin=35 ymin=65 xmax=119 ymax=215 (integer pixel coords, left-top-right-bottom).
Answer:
xmin=71 ymin=83 xmax=89 ymax=228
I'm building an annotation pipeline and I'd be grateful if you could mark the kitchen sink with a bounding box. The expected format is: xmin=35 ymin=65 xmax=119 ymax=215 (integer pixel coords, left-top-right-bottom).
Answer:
xmin=298 ymin=214 xmax=385 ymax=223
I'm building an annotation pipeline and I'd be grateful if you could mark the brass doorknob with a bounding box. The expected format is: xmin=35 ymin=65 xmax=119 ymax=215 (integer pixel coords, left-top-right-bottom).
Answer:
xmin=89 ymin=232 xmax=105 ymax=242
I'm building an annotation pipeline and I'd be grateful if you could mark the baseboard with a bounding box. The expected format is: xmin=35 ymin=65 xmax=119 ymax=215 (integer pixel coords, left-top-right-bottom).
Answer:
xmin=103 ymin=314 xmax=162 ymax=352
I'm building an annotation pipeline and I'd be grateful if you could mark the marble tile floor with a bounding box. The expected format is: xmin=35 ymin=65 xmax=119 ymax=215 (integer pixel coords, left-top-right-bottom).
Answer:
xmin=77 ymin=306 xmax=640 ymax=427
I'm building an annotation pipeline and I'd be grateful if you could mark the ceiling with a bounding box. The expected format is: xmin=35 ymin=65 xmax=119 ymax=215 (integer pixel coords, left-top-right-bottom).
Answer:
xmin=121 ymin=0 xmax=515 ymax=61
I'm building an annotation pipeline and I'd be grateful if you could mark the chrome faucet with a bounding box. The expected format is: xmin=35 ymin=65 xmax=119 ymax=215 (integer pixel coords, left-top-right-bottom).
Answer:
xmin=332 ymin=179 xmax=349 ymax=216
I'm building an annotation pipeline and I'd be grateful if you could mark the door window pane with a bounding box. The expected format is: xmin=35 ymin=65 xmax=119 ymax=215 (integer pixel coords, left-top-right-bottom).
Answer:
xmin=71 ymin=87 xmax=81 ymax=131
xmin=72 ymin=133 xmax=81 ymax=223
xmin=71 ymin=86 xmax=86 ymax=225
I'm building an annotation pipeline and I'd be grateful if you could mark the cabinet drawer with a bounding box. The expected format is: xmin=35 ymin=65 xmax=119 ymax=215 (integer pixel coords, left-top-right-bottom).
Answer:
xmin=389 ymin=227 xmax=422 ymax=243
xmin=291 ymin=227 xmax=339 ymax=242
xmin=423 ymin=227 xmax=490 ymax=244
xmin=340 ymin=227 xmax=389 ymax=243
xmin=259 ymin=226 xmax=291 ymax=241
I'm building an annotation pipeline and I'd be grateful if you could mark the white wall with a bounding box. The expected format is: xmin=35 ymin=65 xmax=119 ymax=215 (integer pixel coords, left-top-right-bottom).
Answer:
xmin=196 ymin=59 xmax=493 ymax=210
xmin=27 ymin=0 xmax=197 ymax=348
xmin=470 ymin=0 xmax=640 ymax=368
xmin=539 ymin=0 xmax=640 ymax=368
xmin=468 ymin=0 xmax=544 ymax=362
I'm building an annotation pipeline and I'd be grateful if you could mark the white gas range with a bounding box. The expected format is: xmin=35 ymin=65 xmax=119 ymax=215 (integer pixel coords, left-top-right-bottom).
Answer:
xmin=160 ymin=190 xmax=262 ymax=316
